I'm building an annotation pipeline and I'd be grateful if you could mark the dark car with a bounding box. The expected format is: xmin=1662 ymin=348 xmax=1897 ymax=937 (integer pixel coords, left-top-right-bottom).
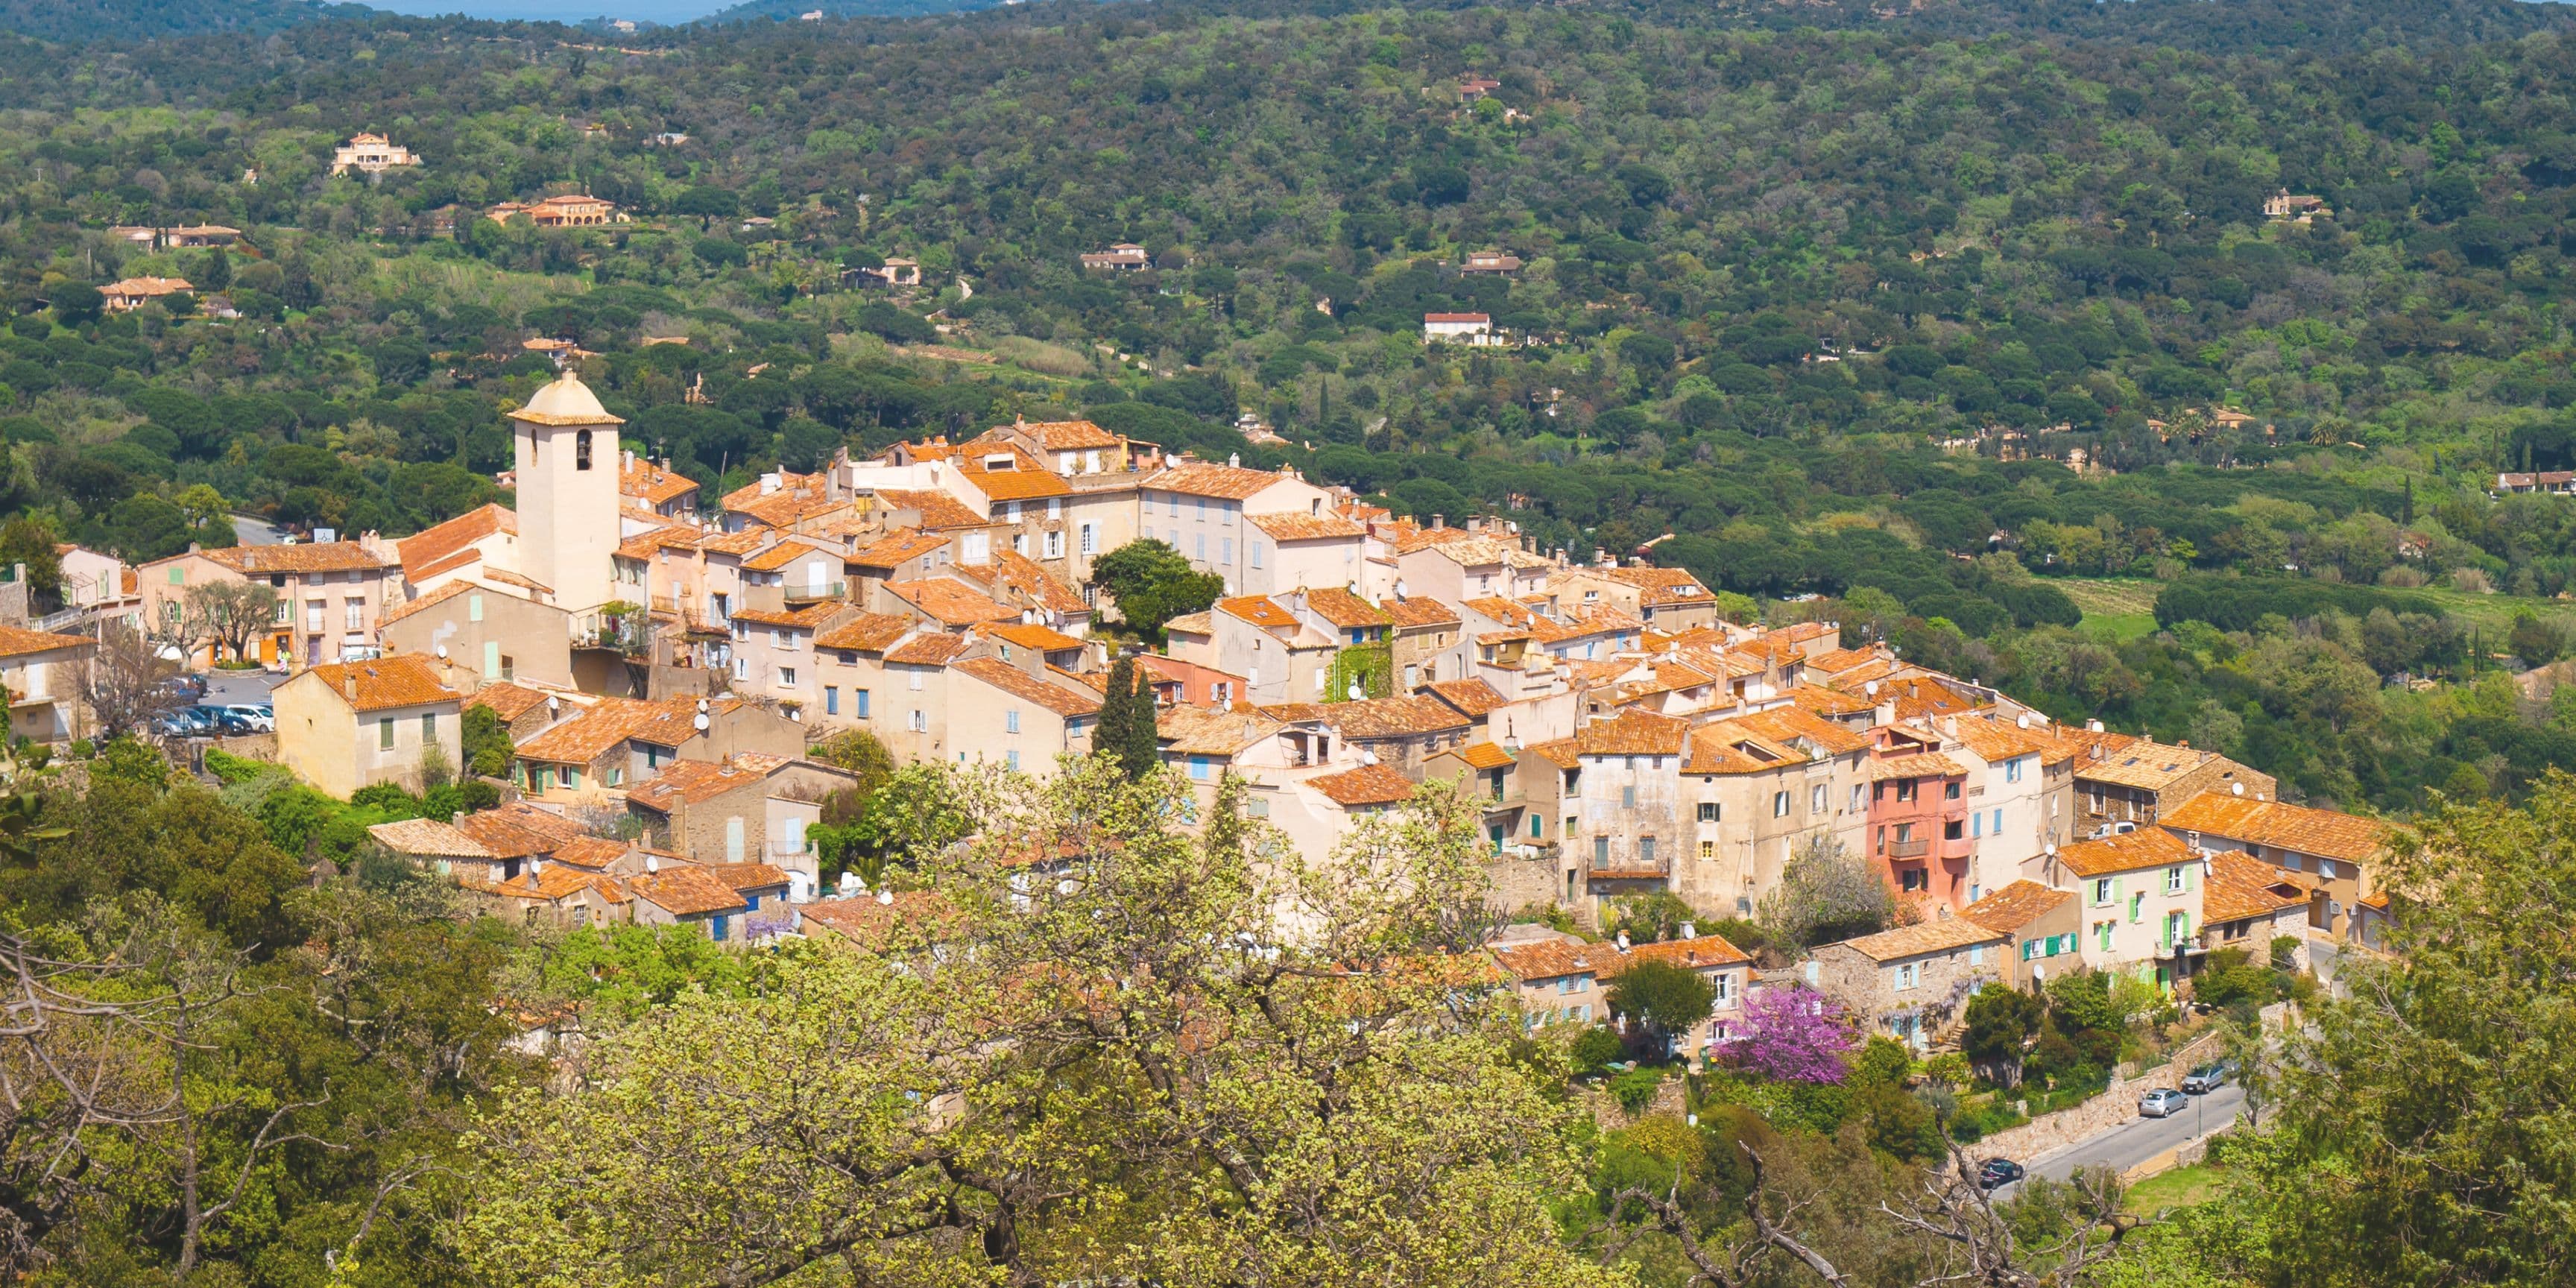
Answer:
xmin=1977 ymin=1158 xmax=2024 ymax=1190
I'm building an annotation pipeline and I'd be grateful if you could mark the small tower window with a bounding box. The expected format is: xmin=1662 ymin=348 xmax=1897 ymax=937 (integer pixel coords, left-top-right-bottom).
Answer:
xmin=576 ymin=429 xmax=593 ymax=470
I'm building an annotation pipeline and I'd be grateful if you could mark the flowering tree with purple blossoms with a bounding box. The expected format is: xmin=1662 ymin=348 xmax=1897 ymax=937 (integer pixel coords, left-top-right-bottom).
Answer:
xmin=1729 ymin=985 xmax=1855 ymax=1084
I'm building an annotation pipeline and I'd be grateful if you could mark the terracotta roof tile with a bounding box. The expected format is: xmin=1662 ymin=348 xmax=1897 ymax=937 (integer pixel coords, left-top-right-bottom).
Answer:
xmin=1163 ymin=611 xmax=1215 ymax=637
xmin=1216 ymin=596 xmax=1299 ymax=629
xmin=983 ymin=622 xmax=1086 ymax=653
xmin=203 ymin=542 xmax=391 ymax=575
xmin=952 ymin=657 xmax=1104 ymax=719
xmin=1869 ymin=751 xmax=1967 ymax=782
xmin=626 ymin=758 xmax=766 ymax=811
xmin=628 ymin=865 xmax=748 ymax=918
xmin=951 ymin=551 xmax=1088 ymax=616
xmin=2161 ymin=794 xmax=2388 ymax=863
xmin=1298 ymin=587 xmax=1390 ymax=628
xmin=1325 ymin=695 xmax=1471 ymax=739
xmin=379 ymin=580 xmax=474 ymax=627
xmin=549 ymin=836 xmax=632 ymax=870
xmin=454 ymin=804 xmax=589 ymax=859
xmin=1148 ymin=461 xmax=1295 ymax=501
xmin=1155 ymin=704 xmax=1284 ymax=756
xmin=396 ymin=504 xmax=515 ymax=573
xmin=883 ymin=633 xmax=970 ymax=666
xmin=728 ymin=602 xmax=845 ymax=629
xmin=1308 ymin=763 xmax=1416 ymax=807
xmin=1571 ymin=710 xmax=1688 ymax=757
xmin=1380 ymin=596 xmax=1462 ymax=628
xmin=1453 ymin=742 xmax=1515 ymax=770
xmin=2201 ymin=851 xmax=2310 ymax=925
xmin=0 ymin=623 xmax=93 ymax=659
xmin=1960 ymin=880 xmax=2074 ymax=934
xmin=1013 ymin=419 xmax=1120 ymax=450
xmin=300 ymin=654 xmax=459 ymax=712
xmin=956 ymin=446 xmax=1073 ymax=500
xmin=514 ymin=699 xmax=667 ymax=764
xmin=1424 ymin=678 xmax=1509 ymax=717
xmin=465 ymin=682 xmax=554 ymax=722
xmin=847 ymin=529 xmax=950 ymax=568
xmin=872 ymin=489 xmax=985 ymax=531
xmin=1248 ymin=513 xmax=1366 ymax=541
xmin=2056 ymin=827 xmax=2196 ymax=879
xmin=887 ymin=578 xmax=1020 ymax=627
xmin=621 ymin=458 xmax=701 ymax=505
xmin=742 ymin=538 xmax=842 ymax=573
xmin=1491 ymin=932 xmax=1751 ymax=982
xmin=706 ymin=862 xmax=792 ymax=891
xmin=365 ymin=818 xmax=495 ymax=859
xmin=814 ymin=612 xmax=917 ymax=651
xmin=1831 ymin=917 xmax=2006 ymax=962
xmin=2073 ymin=738 xmax=2253 ymax=792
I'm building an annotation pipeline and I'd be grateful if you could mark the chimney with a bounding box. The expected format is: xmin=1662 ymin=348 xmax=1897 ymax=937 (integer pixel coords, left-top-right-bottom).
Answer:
xmin=2176 ymin=739 xmax=2191 ymax=749
xmin=452 ymin=812 xmax=466 ymax=827
xmin=623 ymin=448 xmax=635 ymax=471
xmin=343 ymin=672 xmax=359 ymax=704
xmin=2086 ymin=719 xmax=2105 ymax=733
xmin=1431 ymin=514 xmax=1445 ymax=530
xmin=1228 ymin=452 xmax=1240 ymax=468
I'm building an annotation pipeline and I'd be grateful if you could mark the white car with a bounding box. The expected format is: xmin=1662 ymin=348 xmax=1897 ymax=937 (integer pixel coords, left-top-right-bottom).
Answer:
xmin=2139 ymin=1087 xmax=2188 ymax=1118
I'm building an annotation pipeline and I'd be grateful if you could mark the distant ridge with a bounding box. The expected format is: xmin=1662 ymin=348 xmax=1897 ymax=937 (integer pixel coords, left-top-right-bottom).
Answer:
xmin=0 ymin=0 xmax=374 ymax=42
xmin=701 ymin=0 xmax=997 ymax=22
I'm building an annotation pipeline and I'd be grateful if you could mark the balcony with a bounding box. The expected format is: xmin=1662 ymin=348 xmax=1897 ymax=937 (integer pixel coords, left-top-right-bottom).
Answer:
xmin=783 ymin=581 xmax=847 ymax=604
xmin=1589 ymin=852 xmax=1671 ymax=881
xmin=1887 ymin=837 xmax=1930 ymax=859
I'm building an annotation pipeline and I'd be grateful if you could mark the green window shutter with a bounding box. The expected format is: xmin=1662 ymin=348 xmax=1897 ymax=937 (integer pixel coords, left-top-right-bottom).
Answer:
xmin=482 ymin=640 xmax=502 ymax=679
xmin=2185 ymin=862 xmax=2197 ymax=891
xmin=2112 ymin=875 xmax=2125 ymax=906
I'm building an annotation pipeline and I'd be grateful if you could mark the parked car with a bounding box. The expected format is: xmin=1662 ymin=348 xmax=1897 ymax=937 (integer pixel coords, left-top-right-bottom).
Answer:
xmin=220 ymin=704 xmax=274 ymax=733
xmin=2139 ymin=1087 xmax=2189 ymax=1118
xmin=2181 ymin=1061 xmax=2238 ymax=1094
xmin=1977 ymin=1158 xmax=2025 ymax=1190
xmin=157 ymin=709 xmax=215 ymax=738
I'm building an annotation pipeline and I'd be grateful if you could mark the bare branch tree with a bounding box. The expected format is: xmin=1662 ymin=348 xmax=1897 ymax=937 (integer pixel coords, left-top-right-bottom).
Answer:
xmin=75 ymin=622 xmax=186 ymax=742
xmin=177 ymin=582 xmax=279 ymax=669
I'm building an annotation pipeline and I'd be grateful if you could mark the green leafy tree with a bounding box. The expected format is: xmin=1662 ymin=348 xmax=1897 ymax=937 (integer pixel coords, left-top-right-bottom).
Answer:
xmin=461 ymin=705 xmax=514 ymax=779
xmin=1960 ymin=983 xmax=2042 ymax=1087
xmin=1607 ymin=959 xmax=1716 ymax=1046
xmin=1090 ymin=539 xmax=1223 ymax=643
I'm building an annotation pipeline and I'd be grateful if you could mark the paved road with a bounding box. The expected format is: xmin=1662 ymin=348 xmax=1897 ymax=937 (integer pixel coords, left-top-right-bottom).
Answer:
xmin=201 ymin=670 xmax=287 ymax=706
xmin=1996 ymin=1082 xmax=2247 ymax=1195
xmin=228 ymin=512 xmax=283 ymax=546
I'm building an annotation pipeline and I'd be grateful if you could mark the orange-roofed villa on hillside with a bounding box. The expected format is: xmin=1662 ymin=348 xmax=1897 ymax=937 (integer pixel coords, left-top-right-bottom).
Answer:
xmin=140 ymin=537 xmax=400 ymax=668
xmin=0 ymin=624 xmax=98 ymax=745
xmin=1489 ymin=928 xmax=1752 ymax=1058
xmin=271 ymin=654 xmax=464 ymax=798
xmin=1866 ymin=725 xmax=1977 ymax=912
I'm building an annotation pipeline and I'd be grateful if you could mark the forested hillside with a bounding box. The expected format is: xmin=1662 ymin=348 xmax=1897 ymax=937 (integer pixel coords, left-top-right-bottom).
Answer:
xmin=0 ymin=0 xmax=368 ymax=41
xmin=7 ymin=0 xmax=2576 ymax=814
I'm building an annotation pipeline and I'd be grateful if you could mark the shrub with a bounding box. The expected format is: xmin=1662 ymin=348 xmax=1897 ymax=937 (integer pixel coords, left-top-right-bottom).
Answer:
xmin=1610 ymin=1066 xmax=1664 ymax=1112
xmin=1570 ymin=1026 xmax=1624 ymax=1077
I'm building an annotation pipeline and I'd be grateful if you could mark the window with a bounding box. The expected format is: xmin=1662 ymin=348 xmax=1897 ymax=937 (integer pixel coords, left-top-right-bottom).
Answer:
xmin=1639 ymin=836 xmax=1657 ymax=866
xmin=168 ymin=566 xmax=185 ymax=586
xmin=1530 ymin=816 xmax=1543 ymax=839
xmin=2166 ymin=865 xmax=2187 ymax=894
xmin=1194 ymin=533 xmax=1207 ymax=561
xmin=1945 ymin=780 xmax=1961 ymax=800
xmin=1772 ymin=791 xmax=1790 ymax=818
xmin=856 ymin=689 xmax=871 ymax=719
xmin=575 ymin=428 xmax=593 ymax=470
xmin=1621 ymin=786 xmax=1636 ymax=809
xmin=1044 ymin=531 xmax=1064 ymax=559
xmin=1080 ymin=523 xmax=1097 ymax=555
xmin=1219 ymin=537 xmax=1234 ymax=565
xmin=1006 ymin=749 xmax=1020 ymax=771
xmin=1969 ymin=945 xmax=1985 ymax=966
xmin=909 ymin=709 xmax=927 ymax=731
xmin=534 ymin=766 xmax=554 ymax=793
xmin=1011 ymin=532 xmax=1029 ymax=556
xmin=273 ymin=599 xmax=291 ymax=624
xmin=825 ymin=686 xmax=839 ymax=715
xmin=607 ymin=767 xmax=623 ymax=788
xmin=1811 ymin=783 xmax=1828 ymax=814
xmin=1712 ymin=973 xmax=1733 ymax=1006
xmin=484 ymin=641 xmax=502 ymax=679
xmin=909 ymin=670 xmax=924 ymax=691
xmin=2094 ymin=877 xmax=2113 ymax=906
xmin=1189 ymin=757 xmax=1210 ymax=780
xmin=1250 ymin=541 xmax=1263 ymax=569
xmin=2099 ymin=921 xmax=2115 ymax=952
xmin=1972 ymin=812 xmax=1984 ymax=838
xmin=2021 ymin=938 xmax=2037 ymax=962
xmin=1895 ymin=779 xmax=1916 ymax=803
xmin=1900 ymin=868 xmax=1928 ymax=891
xmin=1944 ymin=820 xmax=1963 ymax=840
xmin=306 ymin=599 xmax=325 ymax=631
xmin=1004 ymin=501 xmax=1022 ymax=523
xmin=1851 ymin=783 xmax=1865 ymax=812
xmin=645 ymin=745 xmax=664 ymax=769
xmin=1698 ymin=802 xmax=1718 ymax=822
xmin=1895 ymin=963 xmax=1919 ymax=991
xmin=1006 ymin=710 xmax=1020 ymax=734
xmin=710 ymin=915 xmax=729 ymax=943
xmin=1167 ymin=493 xmax=1180 ymax=517
xmin=378 ymin=718 xmax=394 ymax=751
xmin=2131 ymin=891 xmax=2146 ymax=924
xmin=2005 ymin=757 xmax=2024 ymax=783
xmin=1699 ymin=839 xmax=1715 ymax=860
xmin=779 ymin=666 xmax=797 ymax=688
xmin=420 ymin=713 xmax=438 ymax=743
xmin=1992 ymin=807 xmax=2004 ymax=834
xmin=564 ymin=766 xmax=581 ymax=791
xmin=1593 ymin=836 xmax=1609 ymax=866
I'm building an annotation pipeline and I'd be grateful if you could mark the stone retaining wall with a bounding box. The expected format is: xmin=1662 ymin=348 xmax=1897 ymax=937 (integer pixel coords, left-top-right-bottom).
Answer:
xmin=1974 ymin=1029 xmax=2224 ymax=1162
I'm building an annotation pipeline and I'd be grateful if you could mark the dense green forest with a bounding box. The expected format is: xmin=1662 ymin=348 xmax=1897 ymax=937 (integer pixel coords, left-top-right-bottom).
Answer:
xmin=9 ymin=0 xmax=2576 ymax=815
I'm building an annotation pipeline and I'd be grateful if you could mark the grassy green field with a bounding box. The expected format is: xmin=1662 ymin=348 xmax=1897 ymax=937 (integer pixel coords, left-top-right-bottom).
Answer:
xmin=2051 ymin=578 xmax=2164 ymax=642
xmin=2048 ymin=576 xmax=2576 ymax=642
xmin=2124 ymin=1163 xmax=2225 ymax=1213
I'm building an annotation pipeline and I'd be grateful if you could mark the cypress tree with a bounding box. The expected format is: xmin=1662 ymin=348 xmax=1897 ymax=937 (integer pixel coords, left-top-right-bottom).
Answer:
xmin=1122 ymin=664 xmax=1162 ymax=778
xmin=1097 ymin=654 xmax=1138 ymax=775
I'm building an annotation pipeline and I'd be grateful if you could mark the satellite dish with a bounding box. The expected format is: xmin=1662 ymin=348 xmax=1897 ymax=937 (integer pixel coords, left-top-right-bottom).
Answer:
xmin=2232 ymin=782 xmax=2244 ymax=796
xmin=693 ymin=713 xmax=711 ymax=732
xmin=697 ymin=698 xmax=710 ymax=713
xmin=546 ymin=694 xmax=561 ymax=714
xmin=1864 ymin=681 xmax=1880 ymax=697
xmin=877 ymin=888 xmax=895 ymax=906
xmin=434 ymin=644 xmax=448 ymax=660
xmin=1347 ymin=683 xmax=1366 ymax=701
xmin=1393 ymin=579 xmax=1409 ymax=599
xmin=1358 ymin=749 xmax=1378 ymax=765
xmin=2015 ymin=713 xmax=2030 ymax=728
